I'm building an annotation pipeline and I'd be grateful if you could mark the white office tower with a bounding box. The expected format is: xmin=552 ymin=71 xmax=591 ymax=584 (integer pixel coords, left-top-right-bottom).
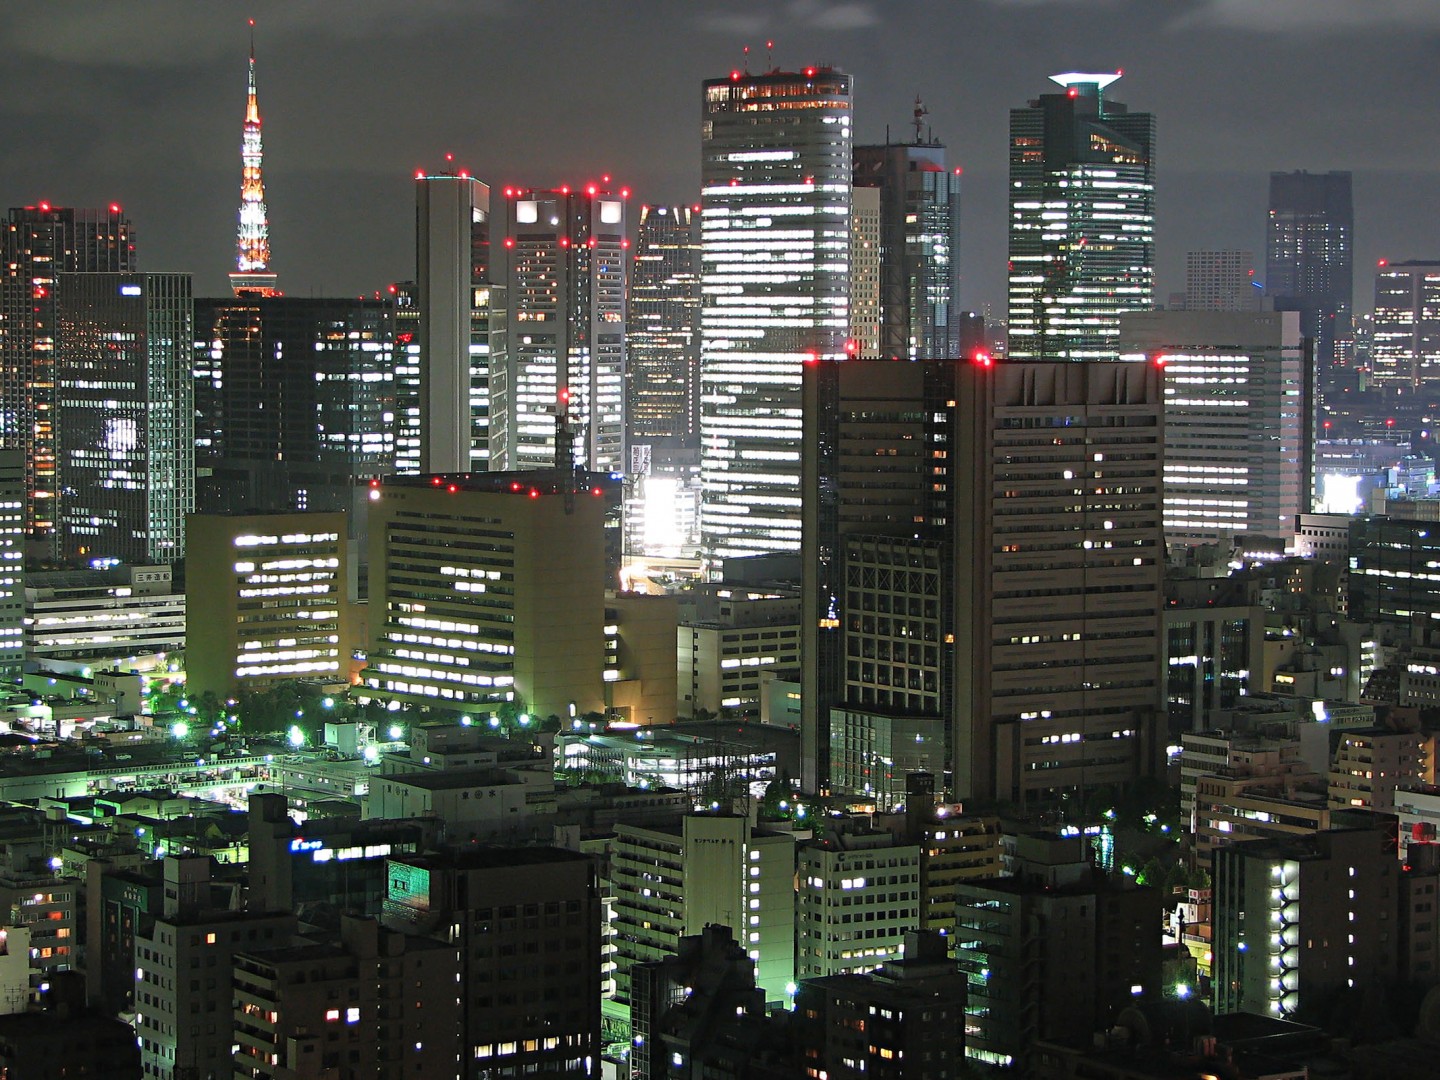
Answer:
xmin=415 ymin=170 xmax=491 ymax=473
xmin=492 ymin=184 xmax=628 ymax=473
xmin=699 ymin=66 xmax=853 ymax=560
xmin=1120 ymin=310 xmax=1305 ymax=549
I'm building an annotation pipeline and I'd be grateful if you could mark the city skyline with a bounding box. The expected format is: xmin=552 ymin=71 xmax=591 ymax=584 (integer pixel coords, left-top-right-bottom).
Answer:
xmin=4 ymin=1 xmax=1437 ymax=312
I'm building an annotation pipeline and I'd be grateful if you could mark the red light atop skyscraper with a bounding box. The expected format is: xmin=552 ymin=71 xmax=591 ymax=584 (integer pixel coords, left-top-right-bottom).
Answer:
xmin=972 ymin=349 xmax=994 ymax=368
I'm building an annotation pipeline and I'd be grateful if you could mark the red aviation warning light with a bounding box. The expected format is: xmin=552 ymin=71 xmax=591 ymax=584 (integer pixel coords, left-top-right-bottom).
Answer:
xmin=972 ymin=349 xmax=994 ymax=368
xmin=559 ymin=387 xmax=571 ymax=405
xmin=1153 ymin=353 xmax=1168 ymax=370
xmin=844 ymin=338 xmax=859 ymax=356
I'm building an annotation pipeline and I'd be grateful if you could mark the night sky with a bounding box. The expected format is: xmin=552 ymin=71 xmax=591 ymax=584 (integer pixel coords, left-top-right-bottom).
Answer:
xmin=5 ymin=0 xmax=1438 ymax=312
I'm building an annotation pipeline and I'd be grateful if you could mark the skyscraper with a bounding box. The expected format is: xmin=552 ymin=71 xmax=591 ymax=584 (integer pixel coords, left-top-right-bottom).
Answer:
xmin=1007 ymin=72 xmax=1155 ymax=362
xmin=1371 ymin=260 xmax=1440 ymax=388
xmin=700 ymin=66 xmax=853 ymax=559
xmin=193 ymin=296 xmax=397 ymax=527
xmin=853 ymin=118 xmax=964 ymax=359
xmin=415 ymin=170 xmax=492 ymax=472
xmin=1184 ymin=250 xmax=1260 ymax=312
xmin=491 ymin=184 xmax=627 ymax=473
xmin=230 ymin=25 xmax=278 ymax=298
xmin=627 ymin=205 xmax=702 ymax=446
xmin=802 ymin=357 xmax=1164 ymax=803
xmin=1120 ymin=310 xmax=1305 ymax=549
xmin=54 ymin=272 xmax=194 ymax=565
xmin=0 ymin=204 xmax=136 ymax=552
xmin=1265 ymin=170 xmax=1352 ymax=377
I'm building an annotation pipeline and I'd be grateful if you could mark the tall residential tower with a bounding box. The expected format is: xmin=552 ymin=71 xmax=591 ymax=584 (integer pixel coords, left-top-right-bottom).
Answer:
xmin=700 ymin=66 xmax=853 ymax=559
xmin=1007 ymin=72 xmax=1155 ymax=362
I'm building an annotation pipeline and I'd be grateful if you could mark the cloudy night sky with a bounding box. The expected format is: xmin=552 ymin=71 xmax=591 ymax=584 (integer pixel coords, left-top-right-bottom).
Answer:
xmin=4 ymin=0 xmax=1438 ymax=312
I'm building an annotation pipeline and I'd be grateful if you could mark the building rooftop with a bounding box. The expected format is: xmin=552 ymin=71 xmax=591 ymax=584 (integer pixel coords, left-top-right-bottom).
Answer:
xmin=391 ymin=845 xmax=592 ymax=872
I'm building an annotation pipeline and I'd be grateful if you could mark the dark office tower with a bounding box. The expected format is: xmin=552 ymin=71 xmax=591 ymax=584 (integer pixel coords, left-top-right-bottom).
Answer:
xmin=383 ymin=849 xmax=602 ymax=1079
xmin=853 ymin=129 xmax=963 ymax=359
xmin=802 ymin=357 xmax=1163 ymax=803
xmin=53 ymin=273 xmax=193 ymax=565
xmin=700 ymin=66 xmax=853 ymax=559
xmin=1185 ymin=250 xmax=1260 ymax=312
xmin=1007 ymin=73 xmax=1155 ymax=362
xmin=491 ymin=184 xmax=627 ymax=473
xmin=0 ymin=205 xmax=135 ymax=554
xmin=1266 ymin=170 xmax=1353 ymax=378
xmin=192 ymin=296 xmax=396 ymax=528
xmin=416 ymin=171 xmax=492 ymax=472
xmin=627 ymin=205 xmax=702 ymax=445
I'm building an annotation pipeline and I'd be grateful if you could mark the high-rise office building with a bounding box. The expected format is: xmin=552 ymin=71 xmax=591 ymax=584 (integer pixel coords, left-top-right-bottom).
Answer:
xmin=1007 ymin=73 xmax=1155 ymax=362
xmin=491 ymin=184 xmax=627 ymax=473
xmin=229 ymin=30 xmax=278 ymax=298
xmin=1266 ymin=170 xmax=1352 ymax=378
xmin=53 ymin=272 xmax=194 ymax=565
xmin=1120 ymin=310 xmax=1305 ymax=548
xmin=627 ymin=204 xmax=702 ymax=446
xmin=1371 ymin=260 xmax=1440 ymax=388
xmin=193 ymin=296 xmax=397 ymax=527
xmin=363 ymin=471 xmax=620 ymax=722
xmin=415 ymin=170 xmax=492 ymax=472
xmin=0 ymin=204 xmax=136 ymax=552
xmin=802 ymin=357 xmax=1164 ymax=803
xmin=853 ymin=125 xmax=964 ymax=359
xmin=700 ymin=66 xmax=853 ymax=559
xmin=1184 ymin=250 xmax=1260 ymax=312
xmin=849 ymin=185 xmax=882 ymax=357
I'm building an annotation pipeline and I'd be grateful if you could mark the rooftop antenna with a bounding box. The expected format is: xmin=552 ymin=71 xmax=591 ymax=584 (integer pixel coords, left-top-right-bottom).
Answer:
xmin=912 ymin=95 xmax=929 ymax=144
xmin=742 ymin=44 xmax=750 ymax=74
xmin=766 ymin=39 xmax=774 ymax=70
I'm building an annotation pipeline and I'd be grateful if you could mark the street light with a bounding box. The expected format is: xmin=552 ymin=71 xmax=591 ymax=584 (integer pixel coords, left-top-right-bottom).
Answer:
xmin=288 ymin=725 xmax=305 ymax=748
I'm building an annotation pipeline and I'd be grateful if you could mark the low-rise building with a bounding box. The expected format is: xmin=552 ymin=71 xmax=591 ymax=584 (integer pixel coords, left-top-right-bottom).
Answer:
xmin=677 ymin=586 xmax=800 ymax=719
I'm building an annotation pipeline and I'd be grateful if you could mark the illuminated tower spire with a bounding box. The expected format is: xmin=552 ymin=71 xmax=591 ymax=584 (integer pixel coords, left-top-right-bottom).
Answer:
xmin=230 ymin=19 xmax=278 ymax=297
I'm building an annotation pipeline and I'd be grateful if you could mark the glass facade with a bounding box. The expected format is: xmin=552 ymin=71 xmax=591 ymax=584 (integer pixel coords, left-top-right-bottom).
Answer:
xmin=55 ymin=272 xmax=194 ymax=564
xmin=0 ymin=205 xmax=136 ymax=552
xmin=193 ymin=297 xmax=396 ymax=529
xmin=627 ymin=205 xmax=701 ymax=444
xmin=700 ymin=68 xmax=853 ymax=559
xmin=852 ymin=141 xmax=963 ymax=359
xmin=1007 ymin=74 xmax=1155 ymax=362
